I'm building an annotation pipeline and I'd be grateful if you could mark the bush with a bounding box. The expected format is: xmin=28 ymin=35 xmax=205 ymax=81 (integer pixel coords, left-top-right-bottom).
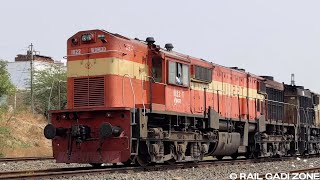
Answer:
xmin=33 ymin=64 xmax=67 ymax=115
xmin=0 ymin=60 xmax=15 ymax=97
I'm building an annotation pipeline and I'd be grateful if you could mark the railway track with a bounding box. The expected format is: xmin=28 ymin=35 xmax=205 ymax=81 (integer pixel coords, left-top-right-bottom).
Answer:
xmin=0 ymin=166 xmax=112 ymax=180
xmin=0 ymin=156 xmax=54 ymax=162
xmin=0 ymin=161 xmax=247 ymax=179
xmin=0 ymin=157 xmax=304 ymax=179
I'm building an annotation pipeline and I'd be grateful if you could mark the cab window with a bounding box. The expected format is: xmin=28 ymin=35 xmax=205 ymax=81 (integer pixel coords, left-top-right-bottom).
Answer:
xmin=168 ymin=61 xmax=189 ymax=86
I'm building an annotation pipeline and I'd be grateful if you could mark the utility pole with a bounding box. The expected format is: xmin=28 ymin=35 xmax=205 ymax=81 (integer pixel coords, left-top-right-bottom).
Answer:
xmin=29 ymin=43 xmax=34 ymax=114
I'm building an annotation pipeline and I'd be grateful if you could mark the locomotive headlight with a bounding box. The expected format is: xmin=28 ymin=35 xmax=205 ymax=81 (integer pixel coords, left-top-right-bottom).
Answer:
xmin=81 ymin=33 xmax=93 ymax=42
xmin=81 ymin=35 xmax=87 ymax=41
xmin=87 ymin=34 xmax=92 ymax=41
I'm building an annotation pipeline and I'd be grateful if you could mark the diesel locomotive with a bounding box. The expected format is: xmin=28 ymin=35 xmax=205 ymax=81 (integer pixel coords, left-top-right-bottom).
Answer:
xmin=44 ymin=29 xmax=320 ymax=166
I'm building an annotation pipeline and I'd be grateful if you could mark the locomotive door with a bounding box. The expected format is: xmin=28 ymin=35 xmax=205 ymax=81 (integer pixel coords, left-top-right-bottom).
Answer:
xmin=149 ymin=56 xmax=165 ymax=110
xmin=194 ymin=91 xmax=203 ymax=113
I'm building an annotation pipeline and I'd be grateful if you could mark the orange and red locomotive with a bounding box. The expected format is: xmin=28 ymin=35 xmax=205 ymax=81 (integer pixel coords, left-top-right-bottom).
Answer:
xmin=44 ymin=29 xmax=320 ymax=166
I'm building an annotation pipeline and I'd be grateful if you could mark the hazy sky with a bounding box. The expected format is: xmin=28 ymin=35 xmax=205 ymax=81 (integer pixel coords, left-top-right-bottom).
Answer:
xmin=1 ymin=0 xmax=320 ymax=91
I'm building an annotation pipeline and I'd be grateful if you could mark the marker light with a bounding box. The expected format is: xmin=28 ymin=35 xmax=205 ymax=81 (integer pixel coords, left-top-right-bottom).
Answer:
xmin=71 ymin=38 xmax=78 ymax=45
xmin=98 ymin=34 xmax=105 ymax=40
xmin=98 ymin=34 xmax=107 ymax=43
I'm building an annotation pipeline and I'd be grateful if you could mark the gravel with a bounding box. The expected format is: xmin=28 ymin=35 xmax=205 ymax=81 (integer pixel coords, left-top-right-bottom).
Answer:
xmin=1 ymin=157 xmax=320 ymax=180
xmin=0 ymin=160 xmax=90 ymax=172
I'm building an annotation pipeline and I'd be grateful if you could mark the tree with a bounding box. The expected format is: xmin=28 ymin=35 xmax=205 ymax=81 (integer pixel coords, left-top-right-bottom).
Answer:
xmin=33 ymin=64 xmax=67 ymax=115
xmin=0 ymin=60 xmax=15 ymax=97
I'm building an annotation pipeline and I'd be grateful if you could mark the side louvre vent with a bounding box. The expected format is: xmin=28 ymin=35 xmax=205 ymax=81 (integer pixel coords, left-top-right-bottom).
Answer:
xmin=194 ymin=65 xmax=212 ymax=83
xmin=73 ymin=77 xmax=105 ymax=108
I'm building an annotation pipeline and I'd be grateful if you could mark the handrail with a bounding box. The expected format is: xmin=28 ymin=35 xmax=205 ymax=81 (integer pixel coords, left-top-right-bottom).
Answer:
xmin=141 ymin=75 xmax=167 ymax=114
xmin=58 ymin=80 xmax=67 ymax=109
xmin=141 ymin=76 xmax=146 ymax=115
xmin=47 ymin=80 xmax=67 ymax=121
xmin=47 ymin=81 xmax=56 ymax=122
xmin=122 ymin=74 xmax=136 ymax=124
xmin=145 ymin=75 xmax=167 ymax=86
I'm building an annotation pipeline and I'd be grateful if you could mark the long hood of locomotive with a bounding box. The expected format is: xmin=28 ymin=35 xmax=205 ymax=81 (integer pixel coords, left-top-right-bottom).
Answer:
xmin=67 ymin=58 xmax=265 ymax=118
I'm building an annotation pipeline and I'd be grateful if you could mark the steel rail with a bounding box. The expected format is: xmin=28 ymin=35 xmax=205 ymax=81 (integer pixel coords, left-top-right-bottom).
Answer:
xmin=0 ymin=156 xmax=54 ymax=162
xmin=0 ymin=156 xmax=305 ymax=180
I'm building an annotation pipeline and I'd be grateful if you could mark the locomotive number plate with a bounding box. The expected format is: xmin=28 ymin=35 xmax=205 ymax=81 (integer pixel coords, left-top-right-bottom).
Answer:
xmin=71 ymin=49 xmax=81 ymax=55
xmin=91 ymin=47 xmax=106 ymax=53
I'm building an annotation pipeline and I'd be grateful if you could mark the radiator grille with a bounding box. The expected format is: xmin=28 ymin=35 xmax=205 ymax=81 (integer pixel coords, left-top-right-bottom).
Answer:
xmin=73 ymin=77 xmax=105 ymax=108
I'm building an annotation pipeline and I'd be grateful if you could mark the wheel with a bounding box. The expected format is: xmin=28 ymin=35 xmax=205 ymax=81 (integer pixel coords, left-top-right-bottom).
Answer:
xmin=216 ymin=155 xmax=224 ymax=160
xmin=123 ymin=159 xmax=133 ymax=166
xmin=123 ymin=155 xmax=136 ymax=166
xmin=288 ymin=150 xmax=296 ymax=157
xmin=245 ymin=144 xmax=259 ymax=159
xmin=136 ymin=154 xmax=150 ymax=166
xmin=231 ymin=153 xmax=238 ymax=160
xmin=165 ymin=158 xmax=176 ymax=165
xmin=89 ymin=163 xmax=102 ymax=167
xmin=135 ymin=141 xmax=151 ymax=166
xmin=245 ymin=151 xmax=258 ymax=159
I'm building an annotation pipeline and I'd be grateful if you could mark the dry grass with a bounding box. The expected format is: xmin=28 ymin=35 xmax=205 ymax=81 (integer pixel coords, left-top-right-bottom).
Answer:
xmin=0 ymin=110 xmax=52 ymax=157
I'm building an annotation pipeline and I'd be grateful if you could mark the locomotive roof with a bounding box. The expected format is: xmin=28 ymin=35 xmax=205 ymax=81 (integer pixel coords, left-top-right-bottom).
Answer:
xmin=76 ymin=29 xmax=286 ymax=85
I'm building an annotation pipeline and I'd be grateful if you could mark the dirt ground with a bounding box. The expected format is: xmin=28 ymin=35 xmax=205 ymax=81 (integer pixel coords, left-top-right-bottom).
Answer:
xmin=0 ymin=111 xmax=52 ymax=157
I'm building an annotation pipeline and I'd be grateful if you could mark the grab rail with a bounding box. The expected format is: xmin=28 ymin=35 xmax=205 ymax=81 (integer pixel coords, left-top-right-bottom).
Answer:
xmin=141 ymin=75 xmax=167 ymax=114
xmin=47 ymin=80 xmax=66 ymax=122
xmin=122 ymin=74 xmax=136 ymax=125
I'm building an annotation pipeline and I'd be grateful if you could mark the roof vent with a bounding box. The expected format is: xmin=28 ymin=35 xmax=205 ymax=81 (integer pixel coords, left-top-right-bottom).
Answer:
xmin=261 ymin=76 xmax=274 ymax=81
xmin=146 ymin=37 xmax=155 ymax=45
xmin=230 ymin=67 xmax=245 ymax=72
xmin=165 ymin=43 xmax=174 ymax=51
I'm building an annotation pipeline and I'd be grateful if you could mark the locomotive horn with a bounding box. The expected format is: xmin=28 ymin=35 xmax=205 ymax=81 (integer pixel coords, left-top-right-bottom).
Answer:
xmin=164 ymin=43 xmax=174 ymax=51
xmin=146 ymin=37 xmax=155 ymax=45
